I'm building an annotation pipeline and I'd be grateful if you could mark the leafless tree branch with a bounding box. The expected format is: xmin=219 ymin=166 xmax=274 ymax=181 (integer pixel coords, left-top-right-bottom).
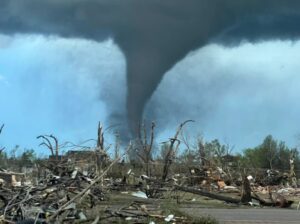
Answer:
xmin=162 ymin=120 xmax=195 ymax=181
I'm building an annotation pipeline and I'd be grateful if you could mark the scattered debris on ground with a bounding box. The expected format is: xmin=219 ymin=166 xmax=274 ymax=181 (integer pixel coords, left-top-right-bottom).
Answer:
xmin=1 ymin=121 xmax=300 ymax=223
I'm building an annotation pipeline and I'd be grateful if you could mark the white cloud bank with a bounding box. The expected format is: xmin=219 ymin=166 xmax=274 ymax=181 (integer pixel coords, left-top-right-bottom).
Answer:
xmin=1 ymin=33 xmax=300 ymax=151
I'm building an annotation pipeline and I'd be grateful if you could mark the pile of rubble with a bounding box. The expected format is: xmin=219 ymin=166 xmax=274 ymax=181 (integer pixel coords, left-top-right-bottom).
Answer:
xmin=0 ymin=155 xmax=187 ymax=223
xmin=0 ymin=161 xmax=107 ymax=223
xmin=1 ymin=157 xmax=300 ymax=223
xmin=170 ymin=166 xmax=299 ymax=208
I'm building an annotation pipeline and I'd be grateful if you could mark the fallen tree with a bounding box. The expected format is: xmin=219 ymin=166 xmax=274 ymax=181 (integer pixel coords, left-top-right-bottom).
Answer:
xmin=174 ymin=184 xmax=241 ymax=204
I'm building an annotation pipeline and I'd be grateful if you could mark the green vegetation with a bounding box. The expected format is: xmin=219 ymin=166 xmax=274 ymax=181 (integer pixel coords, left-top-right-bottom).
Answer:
xmin=0 ymin=146 xmax=37 ymax=171
xmin=241 ymin=135 xmax=298 ymax=170
xmin=174 ymin=135 xmax=299 ymax=173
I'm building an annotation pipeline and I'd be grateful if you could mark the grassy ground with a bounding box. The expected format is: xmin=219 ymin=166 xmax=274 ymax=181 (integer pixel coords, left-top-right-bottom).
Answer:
xmin=77 ymin=190 xmax=222 ymax=223
xmin=77 ymin=189 xmax=300 ymax=223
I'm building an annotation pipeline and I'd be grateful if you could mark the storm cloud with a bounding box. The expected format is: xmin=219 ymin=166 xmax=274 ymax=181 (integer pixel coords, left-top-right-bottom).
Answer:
xmin=1 ymin=0 xmax=300 ymax=137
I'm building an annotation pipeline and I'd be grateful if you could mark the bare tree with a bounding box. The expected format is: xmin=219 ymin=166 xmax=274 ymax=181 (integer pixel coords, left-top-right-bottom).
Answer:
xmin=114 ymin=131 xmax=120 ymax=160
xmin=0 ymin=124 xmax=5 ymax=153
xmin=198 ymin=137 xmax=206 ymax=168
xmin=0 ymin=124 xmax=4 ymax=135
xmin=95 ymin=122 xmax=111 ymax=175
xmin=136 ymin=121 xmax=156 ymax=177
xmin=37 ymin=134 xmax=59 ymax=160
xmin=289 ymin=149 xmax=297 ymax=187
xmin=97 ymin=122 xmax=104 ymax=150
xmin=162 ymin=120 xmax=195 ymax=181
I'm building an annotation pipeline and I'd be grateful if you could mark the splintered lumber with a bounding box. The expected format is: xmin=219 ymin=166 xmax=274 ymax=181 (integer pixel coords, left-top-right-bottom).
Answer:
xmin=0 ymin=171 xmax=25 ymax=176
xmin=91 ymin=215 xmax=100 ymax=224
xmin=49 ymin=145 xmax=131 ymax=221
xmin=174 ymin=184 xmax=241 ymax=204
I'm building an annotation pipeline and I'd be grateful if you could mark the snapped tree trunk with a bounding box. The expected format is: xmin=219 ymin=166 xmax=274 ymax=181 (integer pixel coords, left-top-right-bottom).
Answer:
xmin=241 ymin=175 xmax=252 ymax=203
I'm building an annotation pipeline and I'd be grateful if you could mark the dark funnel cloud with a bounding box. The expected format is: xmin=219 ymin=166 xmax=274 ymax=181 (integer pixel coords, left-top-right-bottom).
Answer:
xmin=1 ymin=0 xmax=300 ymax=136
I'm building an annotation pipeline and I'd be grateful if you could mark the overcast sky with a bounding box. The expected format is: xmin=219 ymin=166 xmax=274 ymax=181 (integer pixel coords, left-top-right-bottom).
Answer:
xmin=1 ymin=34 xmax=300 ymax=154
